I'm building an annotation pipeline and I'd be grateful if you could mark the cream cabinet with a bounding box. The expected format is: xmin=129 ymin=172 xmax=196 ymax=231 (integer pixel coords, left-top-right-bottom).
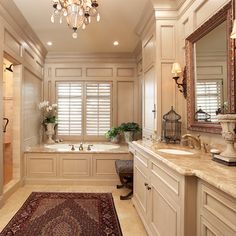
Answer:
xmin=197 ymin=180 xmax=236 ymax=236
xmin=132 ymin=144 xmax=197 ymax=236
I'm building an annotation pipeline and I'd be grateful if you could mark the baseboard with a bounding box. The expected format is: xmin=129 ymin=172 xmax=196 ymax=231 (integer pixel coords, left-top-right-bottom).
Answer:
xmin=24 ymin=178 xmax=120 ymax=186
xmin=0 ymin=179 xmax=22 ymax=208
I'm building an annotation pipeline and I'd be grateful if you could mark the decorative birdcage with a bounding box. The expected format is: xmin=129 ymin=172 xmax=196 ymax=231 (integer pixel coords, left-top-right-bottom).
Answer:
xmin=195 ymin=108 xmax=211 ymax=122
xmin=162 ymin=106 xmax=181 ymax=143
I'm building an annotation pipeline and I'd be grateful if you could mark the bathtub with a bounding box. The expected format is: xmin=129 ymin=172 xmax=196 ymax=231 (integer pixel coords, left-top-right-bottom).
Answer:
xmin=44 ymin=143 xmax=120 ymax=152
xmin=24 ymin=142 xmax=132 ymax=185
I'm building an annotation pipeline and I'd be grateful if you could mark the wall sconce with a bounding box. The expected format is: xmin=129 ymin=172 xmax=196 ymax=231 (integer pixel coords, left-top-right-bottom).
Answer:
xmin=171 ymin=62 xmax=187 ymax=99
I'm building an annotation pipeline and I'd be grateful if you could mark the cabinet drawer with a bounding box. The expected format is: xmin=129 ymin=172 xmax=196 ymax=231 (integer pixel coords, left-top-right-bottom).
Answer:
xmin=135 ymin=150 xmax=149 ymax=169
xmin=150 ymin=159 xmax=182 ymax=201
xmin=198 ymin=181 xmax=236 ymax=234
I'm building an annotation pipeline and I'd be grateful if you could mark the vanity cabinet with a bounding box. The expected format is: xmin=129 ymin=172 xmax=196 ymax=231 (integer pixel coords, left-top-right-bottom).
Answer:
xmin=132 ymin=143 xmax=197 ymax=236
xmin=197 ymin=180 xmax=236 ymax=236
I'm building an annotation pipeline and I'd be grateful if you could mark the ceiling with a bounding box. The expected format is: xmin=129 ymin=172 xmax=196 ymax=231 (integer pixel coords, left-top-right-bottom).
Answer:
xmin=12 ymin=0 xmax=152 ymax=54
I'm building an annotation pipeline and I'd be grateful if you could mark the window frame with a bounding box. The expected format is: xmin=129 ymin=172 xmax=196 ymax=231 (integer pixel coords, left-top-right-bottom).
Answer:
xmin=56 ymin=80 xmax=113 ymax=141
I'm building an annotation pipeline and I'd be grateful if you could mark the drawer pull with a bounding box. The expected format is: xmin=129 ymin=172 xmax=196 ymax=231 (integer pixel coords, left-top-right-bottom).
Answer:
xmin=144 ymin=183 xmax=148 ymax=186
xmin=147 ymin=186 xmax=152 ymax=190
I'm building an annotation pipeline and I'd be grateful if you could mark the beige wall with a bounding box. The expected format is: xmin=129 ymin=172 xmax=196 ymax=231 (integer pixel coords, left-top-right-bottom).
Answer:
xmin=140 ymin=0 xmax=231 ymax=146
xmin=44 ymin=54 xmax=141 ymax=141
xmin=0 ymin=1 xmax=45 ymax=203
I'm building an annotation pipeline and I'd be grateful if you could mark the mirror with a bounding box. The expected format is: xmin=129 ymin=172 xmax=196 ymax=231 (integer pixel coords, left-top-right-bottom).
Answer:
xmin=186 ymin=2 xmax=235 ymax=133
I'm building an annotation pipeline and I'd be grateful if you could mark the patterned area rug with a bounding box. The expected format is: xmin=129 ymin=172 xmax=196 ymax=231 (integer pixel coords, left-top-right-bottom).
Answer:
xmin=0 ymin=192 xmax=123 ymax=236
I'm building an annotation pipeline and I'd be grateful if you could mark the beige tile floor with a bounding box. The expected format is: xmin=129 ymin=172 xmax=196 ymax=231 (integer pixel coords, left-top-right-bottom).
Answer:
xmin=0 ymin=185 xmax=148 ymax=236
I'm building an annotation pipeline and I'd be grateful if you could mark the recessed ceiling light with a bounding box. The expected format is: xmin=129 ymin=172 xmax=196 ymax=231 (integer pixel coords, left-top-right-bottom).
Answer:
xmin=113 ymin=41 xmax=119 ymax=46
xmin=47 ymin=41 xmax=53 ymax=46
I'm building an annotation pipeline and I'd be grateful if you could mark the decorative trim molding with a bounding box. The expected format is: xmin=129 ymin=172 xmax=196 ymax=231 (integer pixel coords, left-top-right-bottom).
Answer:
xmin=45 ymin=52 xmax=136 ymax=64
xmin=185 ymin=2 xmax=234 ymax=134
xmin=0 ymin=1 xmax=47 ymax=58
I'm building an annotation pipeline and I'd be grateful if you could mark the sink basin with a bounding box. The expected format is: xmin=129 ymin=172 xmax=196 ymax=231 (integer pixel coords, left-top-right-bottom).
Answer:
xmin=157 ymin=149 xmax=194 ymax=155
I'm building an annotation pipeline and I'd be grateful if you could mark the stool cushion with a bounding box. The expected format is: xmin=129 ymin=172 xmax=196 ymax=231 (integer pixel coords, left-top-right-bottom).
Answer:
xmin=115 ymin=160 xmax=133 ymax=174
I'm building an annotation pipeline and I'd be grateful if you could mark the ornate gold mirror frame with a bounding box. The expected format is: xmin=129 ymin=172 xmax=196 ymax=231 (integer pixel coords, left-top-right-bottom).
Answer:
xmin=186 ymin=1 xmax=235 ymax=134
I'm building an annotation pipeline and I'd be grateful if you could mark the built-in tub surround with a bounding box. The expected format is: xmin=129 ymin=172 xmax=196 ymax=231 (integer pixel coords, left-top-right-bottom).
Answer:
xmin=131 ymin=140 xmax=236 ymax=198
xmin=24 ymin=142 xmax=132 ymax=185
xmin=26 ymin=142 xmax=129 ymax=153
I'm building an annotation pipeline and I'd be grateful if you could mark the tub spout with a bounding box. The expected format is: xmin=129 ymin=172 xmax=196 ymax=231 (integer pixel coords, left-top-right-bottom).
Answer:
xmin=79 ymin=143 xmax=83 ymax=151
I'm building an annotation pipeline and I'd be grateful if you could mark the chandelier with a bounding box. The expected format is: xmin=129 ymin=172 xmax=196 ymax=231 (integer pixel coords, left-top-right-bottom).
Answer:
xmin=51 ymin=0 xmax=100 ymax=39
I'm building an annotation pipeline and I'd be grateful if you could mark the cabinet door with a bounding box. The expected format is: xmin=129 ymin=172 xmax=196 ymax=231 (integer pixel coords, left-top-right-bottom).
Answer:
xmin=143 ymin=66 xmax=156 ymax=137
xmin=134 ymin=153 xmax=149 ymax=217
xmin=149 ymin=167 xmax=180 ymax=236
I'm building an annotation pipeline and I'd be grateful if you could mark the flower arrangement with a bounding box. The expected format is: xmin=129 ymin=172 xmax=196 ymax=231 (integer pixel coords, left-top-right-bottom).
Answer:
xmin=38 ymin=101 xmax=57 ymax=124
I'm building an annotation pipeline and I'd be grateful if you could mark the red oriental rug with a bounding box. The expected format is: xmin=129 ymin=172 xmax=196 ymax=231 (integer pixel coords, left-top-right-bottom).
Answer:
xmin=0 ymin=192 xmax=123 ymax=236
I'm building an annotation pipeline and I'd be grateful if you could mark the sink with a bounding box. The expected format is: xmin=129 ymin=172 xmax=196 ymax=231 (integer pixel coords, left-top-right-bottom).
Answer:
xmin=157 ymin=149 xmax=194 ymax=155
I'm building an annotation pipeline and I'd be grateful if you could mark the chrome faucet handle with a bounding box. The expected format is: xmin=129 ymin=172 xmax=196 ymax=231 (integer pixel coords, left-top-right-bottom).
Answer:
xmin=87 ymin=144 xmax=93 ymax=151
xmin=69 ymin=144 xmax=75 ymax=151
xmin=201 ymin=142 xmax=209 ymax=153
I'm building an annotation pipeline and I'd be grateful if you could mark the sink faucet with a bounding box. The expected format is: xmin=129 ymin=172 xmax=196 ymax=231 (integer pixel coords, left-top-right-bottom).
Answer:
xmin=181 ymin=134 xmax=201 ymax=150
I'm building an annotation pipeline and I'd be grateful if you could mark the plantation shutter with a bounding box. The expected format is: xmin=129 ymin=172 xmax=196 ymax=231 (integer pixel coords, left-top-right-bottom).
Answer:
xmin=196 ymin=80 xmax=223 ymax=122
xmin=56 ymin=82 xmax=83 ymax=135
xmin=85 ymin=82 xmax=111 ymax=136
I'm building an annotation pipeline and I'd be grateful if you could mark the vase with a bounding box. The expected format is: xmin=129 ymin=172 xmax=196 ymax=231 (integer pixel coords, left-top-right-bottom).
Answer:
xmin=124 ymin=131 xmax=134 ymax=143
xmin=45 ymin=123 xmax=55 ymax=144
xmin=215 ymin=114 xmax=236 ymax=165
xmin=110 ymin=135 xmax=120 ymax=144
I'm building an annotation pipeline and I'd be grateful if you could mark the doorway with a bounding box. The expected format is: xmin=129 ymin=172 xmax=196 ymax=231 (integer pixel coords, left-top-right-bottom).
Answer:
xmin=3 ymin=58 xmax=14 ymax=185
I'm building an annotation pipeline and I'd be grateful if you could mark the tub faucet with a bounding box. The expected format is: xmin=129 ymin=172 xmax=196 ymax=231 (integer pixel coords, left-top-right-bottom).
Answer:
xmin=181 ymin=134 xmax=201 ymax=150
xmin=79 ymin=143 xmax=83 ymax=151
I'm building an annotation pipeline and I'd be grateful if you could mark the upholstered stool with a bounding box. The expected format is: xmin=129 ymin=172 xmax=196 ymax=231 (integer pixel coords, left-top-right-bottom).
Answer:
xmin=115 ymin=159 xmax=133 ymax=200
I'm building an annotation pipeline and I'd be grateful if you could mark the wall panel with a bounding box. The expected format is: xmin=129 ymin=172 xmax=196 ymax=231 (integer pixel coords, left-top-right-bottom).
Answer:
xmin=117 ymin=81 xmax=134 ymax=124
xmin=161 ymin=25 xmax=175 ymax=60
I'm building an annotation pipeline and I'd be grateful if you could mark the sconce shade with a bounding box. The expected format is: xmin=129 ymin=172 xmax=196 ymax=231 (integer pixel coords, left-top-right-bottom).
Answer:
xmin=230 ymin=20 xmax=236 ymax=38
xmin=171 ymin=63 xmax=182 ymax=77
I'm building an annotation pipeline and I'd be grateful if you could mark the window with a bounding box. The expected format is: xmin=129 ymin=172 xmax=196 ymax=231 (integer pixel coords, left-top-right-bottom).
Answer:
xmin=86 ymin=83 xmax=111 ymax=136
xmin=196 ymin=80 xmax=223 ymax=122
xmin=57 ymin=82 xmax=83 ymax=136
xmin=56 ymin=81 xmax=112 ymax=138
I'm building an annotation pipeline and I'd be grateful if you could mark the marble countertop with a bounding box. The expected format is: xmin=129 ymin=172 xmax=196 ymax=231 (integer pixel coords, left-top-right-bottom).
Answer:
xmin=132 ymin=140 xmax=236 ymax=199
xmin=25 ymin=142 xmax=129 ymax=154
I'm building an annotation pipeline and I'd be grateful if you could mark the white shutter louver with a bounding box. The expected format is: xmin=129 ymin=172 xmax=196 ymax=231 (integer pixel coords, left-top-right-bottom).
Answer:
xmin=196 ymin=80 xmax=223 ymax=122
xmin=86 ymin=83 xmax=111 ymax=136
xmin=57 ymin=82 xmax=83 ymax=136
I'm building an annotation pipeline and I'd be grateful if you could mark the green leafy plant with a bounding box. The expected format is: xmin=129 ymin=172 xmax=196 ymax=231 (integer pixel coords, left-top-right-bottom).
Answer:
xmin=105 ymin=127 xmax=121 ymax=139
xmin=119 ymin=122 xmax=141 ymax=133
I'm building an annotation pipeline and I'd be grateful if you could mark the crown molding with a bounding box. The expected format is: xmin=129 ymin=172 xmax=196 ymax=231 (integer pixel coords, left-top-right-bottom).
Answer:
xmin=135 ymin=1 xmax=155 ymax=37
xmin=45 ymin=52 xmax=137 ymax=64
xmin=0 ymin=0 xmax=47 ymax=58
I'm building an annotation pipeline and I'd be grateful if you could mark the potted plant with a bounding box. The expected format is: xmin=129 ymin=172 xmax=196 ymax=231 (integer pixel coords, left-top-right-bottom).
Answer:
xmin=105 ymin=127 xmax=121 ymax=143
xmin=119 ymin=122 xmax=141 ymax=143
